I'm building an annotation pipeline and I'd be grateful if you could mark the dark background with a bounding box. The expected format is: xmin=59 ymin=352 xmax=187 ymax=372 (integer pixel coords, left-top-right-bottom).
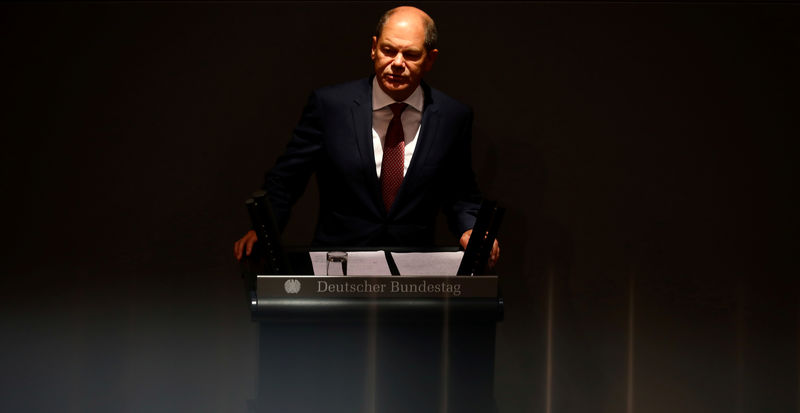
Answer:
xmin=1 ymin=2 xmax=797 ymax=412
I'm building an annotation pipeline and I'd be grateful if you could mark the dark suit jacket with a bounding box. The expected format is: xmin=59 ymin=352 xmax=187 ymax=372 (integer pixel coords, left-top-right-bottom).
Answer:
xmin=264 ymin=77 xmax=482 ymax=247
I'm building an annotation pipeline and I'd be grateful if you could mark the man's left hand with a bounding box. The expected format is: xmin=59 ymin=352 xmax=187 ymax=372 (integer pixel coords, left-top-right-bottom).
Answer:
xmin=459 ymin=229 xmax=500 ymax=269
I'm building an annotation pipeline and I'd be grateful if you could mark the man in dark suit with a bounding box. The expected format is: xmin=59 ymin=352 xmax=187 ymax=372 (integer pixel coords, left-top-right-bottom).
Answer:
xmin=234 ymin=6 xmax=499 ymax=264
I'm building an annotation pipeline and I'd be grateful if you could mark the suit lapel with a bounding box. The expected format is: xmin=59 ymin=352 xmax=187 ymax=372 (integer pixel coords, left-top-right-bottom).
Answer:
xmin=350 ymin=79 xmax=384 ymax=215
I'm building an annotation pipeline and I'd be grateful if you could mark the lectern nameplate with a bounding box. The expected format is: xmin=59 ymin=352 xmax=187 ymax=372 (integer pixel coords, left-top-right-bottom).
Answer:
xmin=257 ymin=275 xmax=498 ymax=298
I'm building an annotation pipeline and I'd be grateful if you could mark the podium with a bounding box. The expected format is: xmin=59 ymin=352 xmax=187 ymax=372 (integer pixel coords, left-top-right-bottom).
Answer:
xmin=242 ymin=249 xmax=503 ymax=413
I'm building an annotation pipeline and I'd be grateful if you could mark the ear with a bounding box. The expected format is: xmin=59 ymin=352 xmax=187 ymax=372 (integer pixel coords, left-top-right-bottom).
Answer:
xmin=370 ymin=36 xmax=377 ymax=60
xmin=423 ymin=48 xmax=439 ymax=72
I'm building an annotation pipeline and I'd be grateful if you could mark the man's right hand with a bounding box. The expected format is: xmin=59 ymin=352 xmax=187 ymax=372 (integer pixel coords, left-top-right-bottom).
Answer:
xmin=234 ymin=230 xmax=258 ymax=260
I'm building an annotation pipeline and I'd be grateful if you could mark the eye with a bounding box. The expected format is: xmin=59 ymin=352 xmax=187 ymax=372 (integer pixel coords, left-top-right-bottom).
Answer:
xmin=381 ymin=47 xmax=397 ymax=57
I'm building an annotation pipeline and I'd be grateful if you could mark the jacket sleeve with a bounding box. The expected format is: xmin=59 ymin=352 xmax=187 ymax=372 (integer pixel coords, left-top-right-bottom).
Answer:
xmin=443 ymin=109 xmax=483 ymax=237
xmin=263 ymin=91 xmax=324 ymax=232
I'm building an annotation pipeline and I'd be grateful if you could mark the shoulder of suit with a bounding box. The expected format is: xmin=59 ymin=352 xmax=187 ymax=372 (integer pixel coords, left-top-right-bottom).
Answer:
xmin=312 ymin=78 xmax=371 ymax=104
xmin=425 ymin=83 xmax=473 ymax=117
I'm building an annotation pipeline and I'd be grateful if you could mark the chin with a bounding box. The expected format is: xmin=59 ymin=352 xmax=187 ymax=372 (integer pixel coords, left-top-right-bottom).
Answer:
xmin=381 ymin=82 xmax=407 ymax=92
xmin=381 ymin=76 xmax=405 ymax=86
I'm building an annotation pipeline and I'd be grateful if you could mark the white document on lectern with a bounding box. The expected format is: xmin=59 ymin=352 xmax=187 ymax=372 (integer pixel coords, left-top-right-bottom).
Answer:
xmin=391 ymin=251 xmax=464 ymax=276
xmin=309 ymin=251 xmax=392 ymax=276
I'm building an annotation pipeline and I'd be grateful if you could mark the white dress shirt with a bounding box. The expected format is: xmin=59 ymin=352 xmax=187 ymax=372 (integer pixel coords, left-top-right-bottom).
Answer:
xmin=371 ymin=77 xmax=424 ymax=178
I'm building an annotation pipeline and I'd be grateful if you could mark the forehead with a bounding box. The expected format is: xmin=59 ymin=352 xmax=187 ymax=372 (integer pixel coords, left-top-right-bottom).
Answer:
xmin=378 ymin=15 xmax=426 ymax=49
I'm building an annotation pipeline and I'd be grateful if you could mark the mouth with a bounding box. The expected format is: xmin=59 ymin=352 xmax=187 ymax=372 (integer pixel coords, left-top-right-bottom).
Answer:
xmin=385 ymin=74 xmax=407 ymax=84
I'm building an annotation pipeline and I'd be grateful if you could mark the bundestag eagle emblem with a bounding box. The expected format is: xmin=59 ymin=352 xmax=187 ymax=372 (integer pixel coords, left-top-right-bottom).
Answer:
xmin=284 ymin=279 xmax=301 ymax=294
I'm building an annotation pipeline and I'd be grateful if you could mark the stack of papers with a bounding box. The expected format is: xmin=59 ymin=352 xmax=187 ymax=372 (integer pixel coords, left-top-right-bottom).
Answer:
xmin=391 ymin=251 xmax=463 ymax=276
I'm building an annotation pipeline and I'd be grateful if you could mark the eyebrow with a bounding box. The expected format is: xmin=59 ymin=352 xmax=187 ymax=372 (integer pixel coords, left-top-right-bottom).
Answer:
xmin=379 ymin=38 xmax=422 ymax=51
xmin=380 ymin=42 xmax=422 ymax=54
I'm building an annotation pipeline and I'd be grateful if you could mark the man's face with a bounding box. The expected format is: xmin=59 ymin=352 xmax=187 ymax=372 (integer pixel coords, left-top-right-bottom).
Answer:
xmin=371 ymin=14 xmax=438 ymax=102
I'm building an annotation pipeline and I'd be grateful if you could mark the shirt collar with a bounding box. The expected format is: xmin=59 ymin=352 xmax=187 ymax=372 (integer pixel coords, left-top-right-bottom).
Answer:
xmin=372 ymin=76 xmax=424 ymax=112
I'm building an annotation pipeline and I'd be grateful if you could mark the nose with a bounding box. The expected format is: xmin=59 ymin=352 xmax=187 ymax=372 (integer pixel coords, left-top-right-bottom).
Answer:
xmin=391 ymin=53 xmax=405 ymax=70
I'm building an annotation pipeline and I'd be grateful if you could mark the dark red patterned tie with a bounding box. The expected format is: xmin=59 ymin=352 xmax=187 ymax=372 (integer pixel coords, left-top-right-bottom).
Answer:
xmin=380 ymin=103 xmax=408 ymax=212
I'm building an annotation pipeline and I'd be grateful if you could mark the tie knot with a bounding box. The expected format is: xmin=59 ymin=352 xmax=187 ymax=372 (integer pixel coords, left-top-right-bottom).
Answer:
xmin=389 ymin=102 xmax=408 ymax=117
